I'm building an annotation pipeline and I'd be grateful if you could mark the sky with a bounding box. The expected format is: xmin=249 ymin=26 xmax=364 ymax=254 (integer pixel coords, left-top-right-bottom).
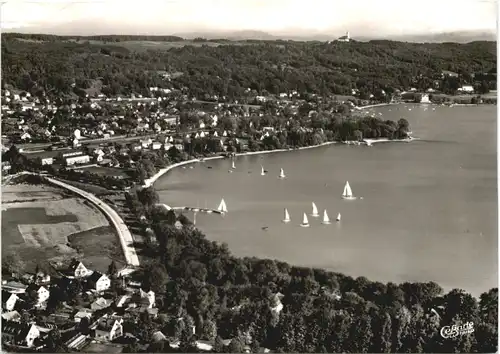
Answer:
xmin=0 ymin=0 xmax=497 ymax=36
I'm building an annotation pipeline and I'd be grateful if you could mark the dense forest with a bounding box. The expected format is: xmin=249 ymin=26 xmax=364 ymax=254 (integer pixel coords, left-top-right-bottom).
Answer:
xmin=116 ymin=188 xmax=499 ymax=353
xmin=1 ymin=34 xmax=496 ymax=100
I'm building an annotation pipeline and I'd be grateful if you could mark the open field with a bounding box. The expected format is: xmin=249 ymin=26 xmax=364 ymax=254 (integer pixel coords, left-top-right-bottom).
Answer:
xmin=77 ymin=166 xmax=131 ymax=179
xmin=1 ymin=183 xmax=124 ymax=273
xmin=83 ymin=342 xmax=125 ymax=353
xmin=68 ymin=226 xmax=126 ymax=273
xmin=68 ymin=39 xmax=230 ymax=51
xmin=1 ymin=184 xmax=65 ymax=203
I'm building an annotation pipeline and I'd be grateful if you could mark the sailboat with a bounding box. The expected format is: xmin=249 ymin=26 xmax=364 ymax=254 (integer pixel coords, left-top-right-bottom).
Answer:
xmin=322 ymin=210 xmax=331 ymax=225
xmin=231 ymin=160 xmax=236 ymax=169
xmin=278 ymin=168 xmax=286 ymax=179
xmin=341 ymin=181 xmax=357 ymax=200
xmin=300 ymin=213 xmax=310 ymax=228
xmin=311 ymin=202 xmax=320 ymax=217
xmin=261 ymin=166 xmax=266 ymax=176
xmin=336 ymin=213 xmax=341 ymax=222
xmin=217 ymin=198 xmax=228 ymax=214
xmin=282 ymin=208 xmax=291 ymax=223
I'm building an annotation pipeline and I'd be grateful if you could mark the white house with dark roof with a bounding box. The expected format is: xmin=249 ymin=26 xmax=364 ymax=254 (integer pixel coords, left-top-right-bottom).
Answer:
xmin=26 ymin=284 xmax=50 ymax=305
xmin=67 ymin=260 xmax=92 ymax=278
xmin=2 ymin=291 xmax=19 ymax=311
xmin=2 ymin=321 xmax=40 ymax=348
xmin=90 ymin=297 xmax=113 ymax=311
xmin=87 ymin=272 xmax=110 ymax=293
xmin=94 ymin=316 xmax=123 ymax=342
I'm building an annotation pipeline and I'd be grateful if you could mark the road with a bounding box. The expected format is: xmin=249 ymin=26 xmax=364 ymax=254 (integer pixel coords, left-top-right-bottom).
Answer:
xmin=44 ymin=176 xmax=140 ymax=267
xmin=18 ymin=133 xmax=162 ymax=152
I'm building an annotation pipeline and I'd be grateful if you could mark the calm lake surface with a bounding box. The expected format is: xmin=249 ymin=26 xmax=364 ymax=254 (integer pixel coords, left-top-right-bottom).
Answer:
xmin=155 ymin=104 xmax=497 ymax=296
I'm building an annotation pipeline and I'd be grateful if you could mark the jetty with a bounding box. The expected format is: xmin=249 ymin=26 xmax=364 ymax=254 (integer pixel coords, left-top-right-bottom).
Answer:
xmin=156 ymin=204 xmax=223 ymax=215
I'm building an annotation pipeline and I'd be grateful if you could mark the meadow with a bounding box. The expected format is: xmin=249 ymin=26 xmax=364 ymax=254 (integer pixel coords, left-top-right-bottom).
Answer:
xmin=1 ymin=183 xmax=124 ymax=273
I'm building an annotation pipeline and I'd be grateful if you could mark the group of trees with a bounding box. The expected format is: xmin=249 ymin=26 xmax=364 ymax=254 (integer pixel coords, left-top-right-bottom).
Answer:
xmin=1 ymin=34 xmax=496 ymax=100
xmin=115 ymin=188 xmax=499 ymax=353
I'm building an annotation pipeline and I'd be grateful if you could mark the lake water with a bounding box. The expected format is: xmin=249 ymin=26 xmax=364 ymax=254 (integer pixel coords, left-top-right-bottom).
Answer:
xmin=155 ymin=104 xmax=497 ymax=297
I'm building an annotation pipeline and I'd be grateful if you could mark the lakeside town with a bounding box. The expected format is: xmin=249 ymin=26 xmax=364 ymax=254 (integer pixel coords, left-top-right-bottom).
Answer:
xmin=1 ymin=32 xmax=498 ymax=353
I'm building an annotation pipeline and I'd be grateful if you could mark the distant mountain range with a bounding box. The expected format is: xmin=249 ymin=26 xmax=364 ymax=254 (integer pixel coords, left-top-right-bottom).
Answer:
xmin=175 ymin=30 xmax=497 ymax=43
xmin=4 ymin=23 xmax=496 ymax=43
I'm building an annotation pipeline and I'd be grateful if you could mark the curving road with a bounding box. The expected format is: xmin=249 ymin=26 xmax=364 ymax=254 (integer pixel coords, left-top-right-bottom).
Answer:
xmin=44 ymin=176 xmax=140 ymax=267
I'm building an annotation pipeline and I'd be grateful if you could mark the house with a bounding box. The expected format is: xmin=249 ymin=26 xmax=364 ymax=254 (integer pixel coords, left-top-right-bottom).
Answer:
xmin=151 ymin=331 xmax=167 ymax=342
xmin=2 ymin=321 xmax=41 ymax=348
xmin=90 ymin=297 xmax=113 ymax=311
xmin=41 ymin=157 xmax=54 ymax=166
xmin=73 ymin=310 xmax=93 ymax=323
xmin=2 ymin=291 xmax=19 ymax=311
xmin=458 ymin=85 xmax=474 ymax=93
xmin=67 ymin=260 xmax=92 ymax=278
xmin=270 ymin=293 xmax=284 ymax=315
xmin=65 ymin=154 xmax=90 ymax=166
xmin=420 ymin=94 xmax=431 ymax=103
xmin=87 ymin=272 xmax=111 ymax=293
xmin=94 ymin=317 xmax=123 ymax=342
xmin=337 ymin=31 xmax=351 ymax=42
xmin=2 ymin=280 xmax=27 ymax=294
xmin=2 ymin=161 xmax=12 ymax=173
xmin=34 ymin=272 xmax=51 ymax=286
xmin=134 ymin=289 xmax=155 ymax=309
xmin=74 ymin=129 xmax=81 ymax=139
xmin=130 ymin=143 xmax=142 ymax=152
xmin=152 ymin=142 xmax=162 ymax=150
xmin=141 ymin=138 xmax=153 ymax=148
xmin=72 ymin=138 xmax=81 ymax=148
xmin=26 ymin=284 xmax=50 ymax=305
xmin=2 ymin=310 xmax=21 ymax=322
xmin=20 ymin=132 xmax=31 ymax=141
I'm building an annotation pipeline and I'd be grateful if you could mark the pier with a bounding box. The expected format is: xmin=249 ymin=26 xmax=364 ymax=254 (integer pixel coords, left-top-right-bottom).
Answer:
xmin=156 ymin=203 xmax=223 ymax=215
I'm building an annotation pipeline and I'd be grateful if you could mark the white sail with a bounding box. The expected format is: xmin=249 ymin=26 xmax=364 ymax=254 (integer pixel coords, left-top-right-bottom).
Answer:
xmin=282 ymin=208 xmax=291 ymax=223
xmin=279 ymin=168 xmax=286 ymax=178
xmin=342 ymin=181 xmax=356 ymax=199
xmin=336 ymin=213 xmax=341 ymax=222
xmin=217 ymin=198 xmax=228 ymax=213
xmin=322 ymin=210 xmax=331 ymax=224
xmin=311 ymin=202 xmax=319 ymax=217
xmin=231 ymin=160 xmax=236 ymax=169
xmin=300 ymin=212 xmax=310 ymax=227
xmin=261 ymin=166 xmax=266 ymax=176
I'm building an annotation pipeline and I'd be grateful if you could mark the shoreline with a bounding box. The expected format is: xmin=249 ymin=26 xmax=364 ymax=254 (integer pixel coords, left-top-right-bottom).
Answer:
xmin=144 ymin=136 xmax=418 ymax=188
xmin=143 ymin=141 xmax=338 ymax=188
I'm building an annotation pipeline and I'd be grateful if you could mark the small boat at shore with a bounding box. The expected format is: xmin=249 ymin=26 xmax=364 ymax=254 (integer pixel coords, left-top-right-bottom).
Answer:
xmin=261 ymin=166 xmax=266 ymax=176
xmin=282 ymin=208 xmax=291 ymax=223
xmin=311 ymin=202 xmax=320 ymax=217
xmin=336 ymin=213 xmax=341 ymax=222
xmin=278 ymin=168 xmax=286 ymax=179
xmin=322 ymin=210 xmax=331 ymax=225
xmin=341 ymin=181 xmax=357 ymax=200
xmin=300 ymin=213 xmax=310 ymax=228
xmin=217 ymin=198 xmax=228 ymax=214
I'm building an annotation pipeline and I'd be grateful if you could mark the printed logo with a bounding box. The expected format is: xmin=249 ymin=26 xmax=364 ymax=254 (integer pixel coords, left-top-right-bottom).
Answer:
xmin=440 ymin=322 xmax=475 ymax=339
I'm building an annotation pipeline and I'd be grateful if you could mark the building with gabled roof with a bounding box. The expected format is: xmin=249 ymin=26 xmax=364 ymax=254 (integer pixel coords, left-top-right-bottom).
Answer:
xmin=2 ymin=321 xmax=41 ymax=348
